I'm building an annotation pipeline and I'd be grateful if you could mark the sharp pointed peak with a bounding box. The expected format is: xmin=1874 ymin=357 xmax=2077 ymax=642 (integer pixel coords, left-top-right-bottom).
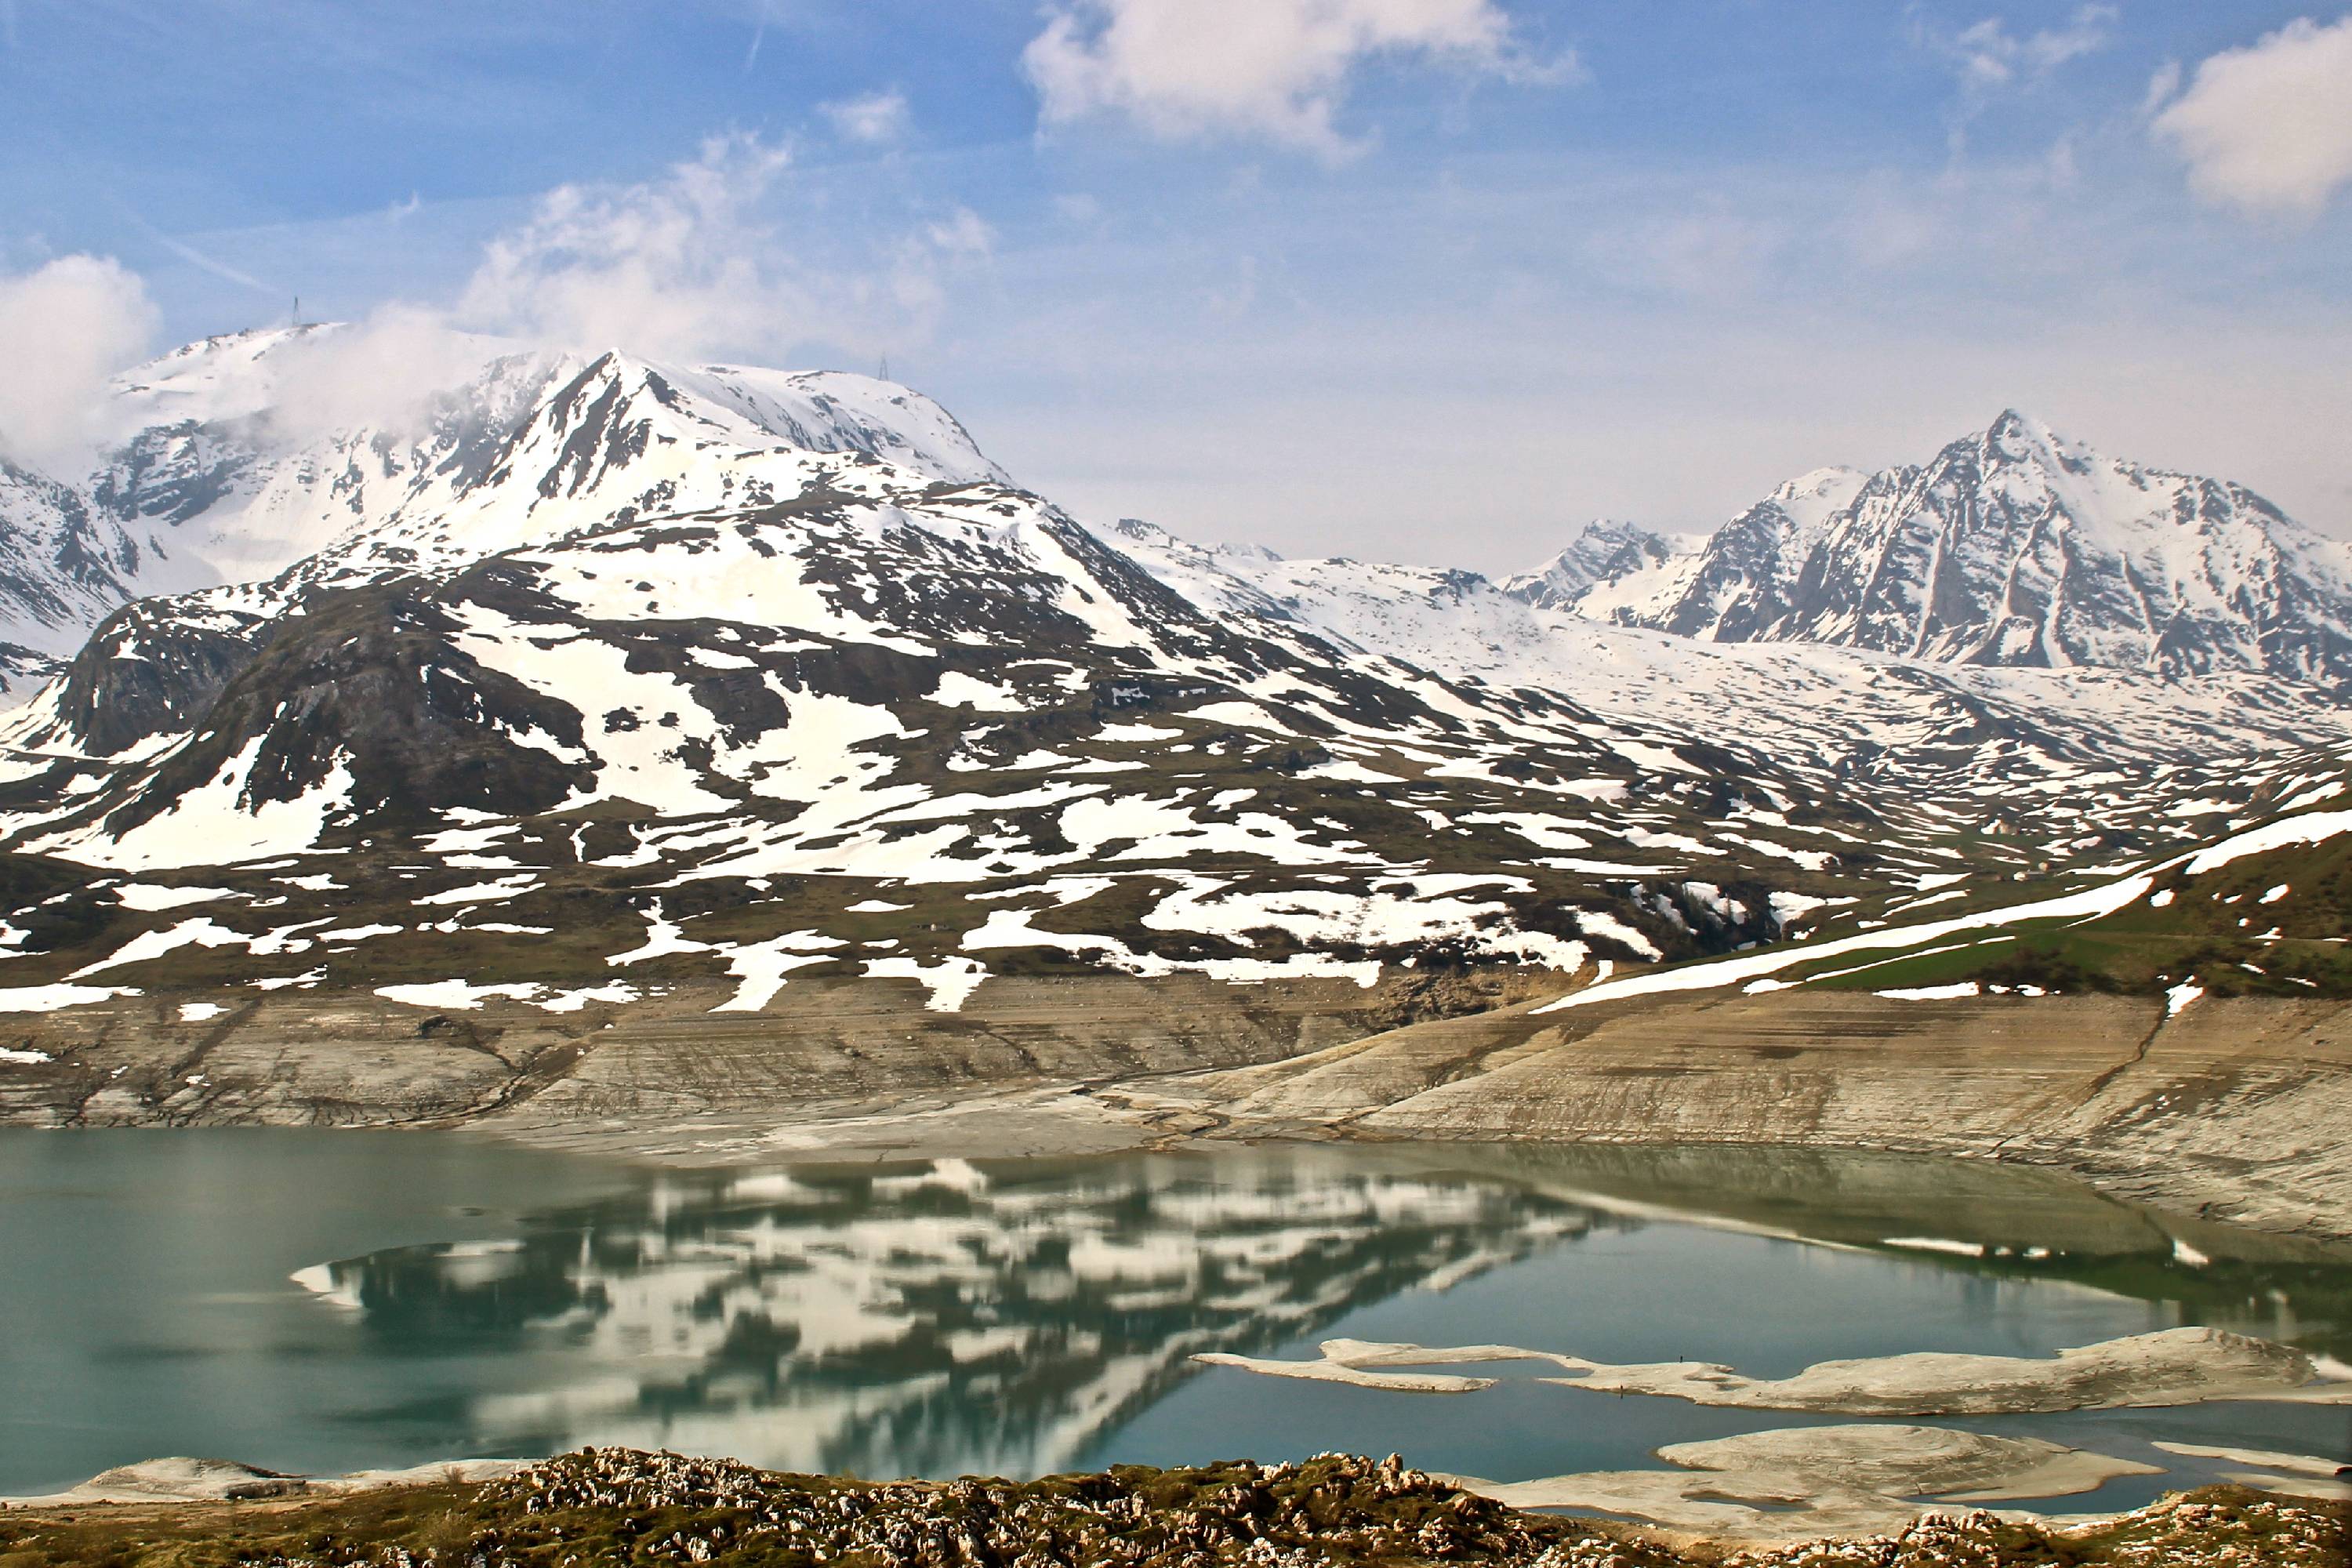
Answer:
xmin=1959 ymin=408 xmax=2107 ymax=475
xmin=1981 ymin=408 xmax=2071 ymax=449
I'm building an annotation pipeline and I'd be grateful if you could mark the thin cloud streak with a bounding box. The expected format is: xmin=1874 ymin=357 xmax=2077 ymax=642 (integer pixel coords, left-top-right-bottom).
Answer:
xmin=112 ymin=201 xmax=275 ymax=294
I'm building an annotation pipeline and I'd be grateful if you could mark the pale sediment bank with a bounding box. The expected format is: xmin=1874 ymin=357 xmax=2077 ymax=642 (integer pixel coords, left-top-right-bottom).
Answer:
xmin=1446 ymin=1424 xmax=2165 ymax=1541
xmin=2 ymin=1456 xmax=525 ymax=1508
xmin=1192 ymin=1327 xmax=2352 ymax=1416
xmin=2152 ymin=1441 xmax=2352 ymax=1480
xmin=1461 ymin=1418 xmax=2352 ymax=1545
xmin=0 ymin=974 xmax=2346 ymax=1243
xmin=2151 ymin=1443 xmax=2352 ymax=1503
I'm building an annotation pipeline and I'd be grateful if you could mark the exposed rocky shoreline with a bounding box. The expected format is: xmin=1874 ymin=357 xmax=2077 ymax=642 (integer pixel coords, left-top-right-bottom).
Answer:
xmin=3 ymin=973 xmax=2343 ymax=1243
xmin=3 ymin=1448 xmax=2347 ymax=1567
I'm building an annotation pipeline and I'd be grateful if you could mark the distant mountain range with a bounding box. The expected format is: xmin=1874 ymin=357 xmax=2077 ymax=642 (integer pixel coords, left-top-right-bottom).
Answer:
xmin=0 ymin=325 xmax=2343 ymax=1011
xmin=1508 ymin=412 xmax=2352 ymax=685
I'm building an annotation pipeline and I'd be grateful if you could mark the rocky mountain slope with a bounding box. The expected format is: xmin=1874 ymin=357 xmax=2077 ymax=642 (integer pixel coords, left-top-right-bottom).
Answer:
xmin=0 ymin=334 xmax=2346 ymax=1025
xmin=1526 ymin=412 xmax=2352 ymax=686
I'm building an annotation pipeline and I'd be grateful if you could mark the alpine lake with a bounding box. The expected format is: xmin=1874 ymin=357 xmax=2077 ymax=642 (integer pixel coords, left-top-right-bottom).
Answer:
xmin=3 ymin=1129 xmax=2347 ymax=1516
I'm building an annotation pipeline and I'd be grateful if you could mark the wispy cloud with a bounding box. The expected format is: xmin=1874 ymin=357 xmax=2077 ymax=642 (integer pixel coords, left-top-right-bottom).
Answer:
xmin=1584 ymin=207 xmax=1791 ymax=302
xmin=113 ymin=202 xmax=274 ymax=294
xmin=2151 ymin=14 xmax=2352 ymax=221
xmin=820 ymin=89 xmax=911 ymax=145
xmin=1933 ymin=4 xmax=2118 ymax=89
xmin=456 ymin=131 xmax=804 ymax=361
xmin=1912 ymin=3 xmax=2118 ymax=152
xmin=924 ymin=206 xmax=993 ymax=260
xmin=1022 ymin=0 xmax=1573 ymax=158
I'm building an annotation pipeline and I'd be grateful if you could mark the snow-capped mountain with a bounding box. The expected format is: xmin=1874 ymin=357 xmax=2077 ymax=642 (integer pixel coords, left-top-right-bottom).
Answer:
xmin=0 ymin=339 xmax=2347 ymax=1021
xmin=1498 ymin=519 xmax=1696 ymax=612
xmin=1528 ymin=413 xmax=2352 ymax=684
xmin=0 ymin=326 xmax=1007 ymax=697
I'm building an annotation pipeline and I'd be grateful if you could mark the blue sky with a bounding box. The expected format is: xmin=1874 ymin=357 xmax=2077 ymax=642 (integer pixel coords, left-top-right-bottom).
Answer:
xmin=4 ymin=0 xmax=2350 ymax=568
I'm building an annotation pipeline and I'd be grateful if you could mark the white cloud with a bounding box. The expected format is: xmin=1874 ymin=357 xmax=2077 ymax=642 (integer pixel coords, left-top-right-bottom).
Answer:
xmin=261 ymin=306 xmax=511 ymax=445
xmin=1922 ymin=5 xmax=2117 ymax=92
xmin=1021 ymin=0 xmax=1565 ymax=156
xmin=433 ymin=129 xmax=1000 ymax=372
xmin=821 ymin=89 xmax=911 ymax=144
xmin=456 ymin=131 xmax=808 ymax=361
xmin=2151 ymin=14 xmax=2352 ymax=220
xmin=880 ymin=208 xmax=1000 ymax=333
xmin=0 ymin=256 xmax=158 ymax=473
xmin=925 ymin=207 xmax=995 ymax=260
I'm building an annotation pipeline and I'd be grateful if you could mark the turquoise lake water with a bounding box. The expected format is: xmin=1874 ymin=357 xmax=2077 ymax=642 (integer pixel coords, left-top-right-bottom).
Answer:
xmin=2 ymin=1130 xmax=2345 ymax=1504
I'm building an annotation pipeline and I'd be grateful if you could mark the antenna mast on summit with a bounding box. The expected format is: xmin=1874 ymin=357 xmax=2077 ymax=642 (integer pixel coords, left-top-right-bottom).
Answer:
xmin=880 ymin=353 xmax=889 ymax=382
xmin=292 ymin=296 xmax=301 ymax=328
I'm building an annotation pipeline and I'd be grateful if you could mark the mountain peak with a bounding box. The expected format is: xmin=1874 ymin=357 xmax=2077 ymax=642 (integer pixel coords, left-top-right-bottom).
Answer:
xmin=1501 ymin=517 xmax=1695 ymax=613
xmin=1976 ymin=408 xmax=2086 ymax=470
xmin=1766 ymin=466 xmax=1871 ymax=528
xmin=1562 ymin=412 xmax=2352 ymax=684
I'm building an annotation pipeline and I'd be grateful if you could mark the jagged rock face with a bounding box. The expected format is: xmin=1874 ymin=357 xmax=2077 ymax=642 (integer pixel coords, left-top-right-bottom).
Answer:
xmin=89 ymin=419 xmax=259 ymax=531
xmin=0 ymin=461 xmax=172 ymax=691
xmin=1779 ymin=415 xmax=2352 ymax=679
xmin=1548 ymin=413 xmax=2352 ymax=684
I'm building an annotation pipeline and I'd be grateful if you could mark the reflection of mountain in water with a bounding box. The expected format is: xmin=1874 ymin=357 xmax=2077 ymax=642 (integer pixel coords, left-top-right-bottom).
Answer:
xmin=1408 ymin=1142 xmax=2352 ymax=1361
xmin=299 ymin=1149 xmax=1606 ymax=1478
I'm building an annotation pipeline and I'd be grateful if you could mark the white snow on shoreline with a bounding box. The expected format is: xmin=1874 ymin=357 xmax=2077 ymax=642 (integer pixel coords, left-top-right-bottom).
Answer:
xmin=375 ymin=979 xmax=642 ymax=1013
xmin=116 ymin=884 xmax=242 ymax=911
xmin=710 ymin=931 xmax=845 ymax=1013
xmin=289 ymin=1263 xmax=364 ymax=1310
xmin=1882 ymin=1236 xmax=1987 ymax=1258
xmin=0 ymin=983 xmax=140 ymax=1011
xmin=863 ymin=955 xmax=989 ymax=1012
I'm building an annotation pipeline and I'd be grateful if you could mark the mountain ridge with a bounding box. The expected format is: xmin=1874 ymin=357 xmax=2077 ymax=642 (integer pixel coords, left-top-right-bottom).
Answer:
xmin=0 ymin=328 xmax=1011 ymax=696
xmin=1520 ymin=410 xmax=2352 ymax=686
xmin=0 ymin=336 xmax=2344 ymax=1018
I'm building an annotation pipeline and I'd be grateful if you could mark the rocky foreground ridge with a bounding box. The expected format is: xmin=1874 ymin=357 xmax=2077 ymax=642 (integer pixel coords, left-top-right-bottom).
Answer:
xmin=2 ymin=1448 xmax=2344 ymax=1568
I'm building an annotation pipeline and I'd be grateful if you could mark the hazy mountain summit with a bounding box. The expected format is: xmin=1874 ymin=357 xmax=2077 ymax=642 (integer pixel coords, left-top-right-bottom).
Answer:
xmin=1519 ymin=412 xmax=2352 ymax=686
xmin=0 ymin=327 xmax=1005 ymax=695
xmin=1498 ymin=519 xmax=1697 ymax=612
